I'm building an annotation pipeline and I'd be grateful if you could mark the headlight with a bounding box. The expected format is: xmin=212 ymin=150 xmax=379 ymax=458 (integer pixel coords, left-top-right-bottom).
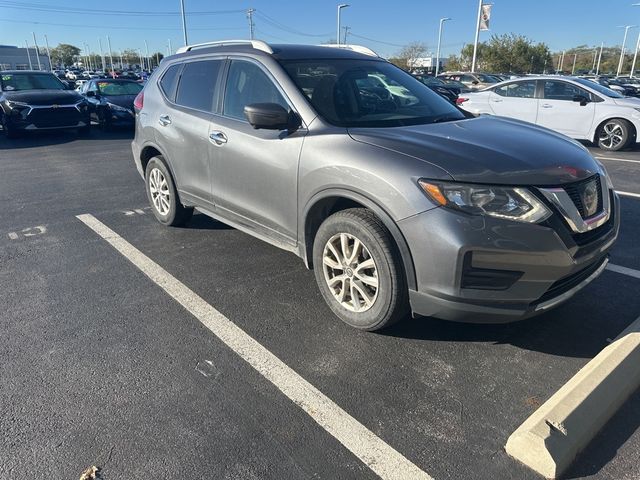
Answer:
xmin=106 ymin=102 xmax=129 ymax=113
xmin=418 ymin=180 xmax=552 ymax=223
xmin=5 ymin=100 xmax=30 ymax=109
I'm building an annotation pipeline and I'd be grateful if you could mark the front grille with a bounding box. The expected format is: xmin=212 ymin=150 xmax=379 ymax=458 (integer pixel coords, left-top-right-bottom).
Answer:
xmin=535 ymin=256 xmax=607 ymax=304
xmin=562 ymin=174 xmax=602 ymax=219
xmin=27 ymin=107 xmax=81 ymax=128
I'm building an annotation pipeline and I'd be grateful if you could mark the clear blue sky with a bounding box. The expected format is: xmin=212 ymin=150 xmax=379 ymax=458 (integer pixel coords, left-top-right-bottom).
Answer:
xmin=1 ymin=0 xmax=640 ymax=58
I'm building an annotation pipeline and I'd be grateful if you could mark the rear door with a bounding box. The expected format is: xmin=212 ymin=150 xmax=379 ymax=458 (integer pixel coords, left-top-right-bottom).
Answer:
xmin=537 ymin=80 xmax=596 ymax=138
xmin=488 ymin=80 xmax=539 ymax=124
xmin=158 ymin=59 xmax=224 ymax=207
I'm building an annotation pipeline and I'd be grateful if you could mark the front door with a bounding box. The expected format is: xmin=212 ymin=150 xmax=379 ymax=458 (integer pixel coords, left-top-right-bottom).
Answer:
xmin=208 ymin=58 xmax=305 ymax=246
xmin=537 ymin=80 xmax=596 ymax=138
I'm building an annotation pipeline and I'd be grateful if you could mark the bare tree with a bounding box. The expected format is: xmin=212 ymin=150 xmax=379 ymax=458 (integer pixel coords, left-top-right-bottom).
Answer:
xmin=394 ymin=42 xmax=428 ymax=70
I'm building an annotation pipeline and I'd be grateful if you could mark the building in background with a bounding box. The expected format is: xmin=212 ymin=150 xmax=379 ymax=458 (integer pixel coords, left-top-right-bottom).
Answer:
xmin=407 ymin=56 xmax=448 ymax=74
xmin=0 ymin=45 xmax=51 ymax=71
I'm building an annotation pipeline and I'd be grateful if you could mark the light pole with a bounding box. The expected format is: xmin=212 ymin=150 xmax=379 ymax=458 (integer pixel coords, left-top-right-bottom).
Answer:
xmin=571 ymin=53 xmax=577 ymax=75
xmin=32 ymin=33 xmax=42 ymax=70
xmin=247 ymin=8 xmax=255 ymax=40
xmin=98 ymin=38 xmax=106 ymax=72
xmin=180 ymin=0 xmax=188 ymax=46
xmin=592 ymin=47 xmax=598 ymax=73
xmin=168 ymin=38 xmax=173 ymax=55
xmin=617 ymin=25 xmax=636 ymax=76
xmin=44 ymin=34 xmax=52 ymax=70
xmin=436 ymin=17 xmax=451 ymax=76
xmin=632 ymin=32 xmax=640 ymax=77
xmin=337 ymin=4 xmax=349 ymax=45
xmin=596 ymin=42 xmax=604 ymax=75
xmin=471 ymin=0 xmax=483 ymax=72
xmin=25 ymin=40 xmax=33 ymax=70
xmin=144 ymin=39 xmax=149 ymax=71
xmin=107 ymin=36 xmax=115 ymax=78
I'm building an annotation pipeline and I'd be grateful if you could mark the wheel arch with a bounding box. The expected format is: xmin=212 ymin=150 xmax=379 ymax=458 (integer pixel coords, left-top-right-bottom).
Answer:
xmin=301 ymin=189 xmax=417 ymax=291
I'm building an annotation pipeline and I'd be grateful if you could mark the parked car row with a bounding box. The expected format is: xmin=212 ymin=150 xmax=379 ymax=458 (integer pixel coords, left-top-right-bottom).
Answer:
xmin=0 ymin=70 xmax=140 ymax=137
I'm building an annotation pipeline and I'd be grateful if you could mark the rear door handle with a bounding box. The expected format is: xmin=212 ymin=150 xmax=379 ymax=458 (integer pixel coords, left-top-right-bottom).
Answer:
xmin=541 ymin=104 xmax=553 ymax=109
xmin=209 ymin=130 xmax=228 ymax=146
xmin=491 ymin=98 xmax=503 ymax=103
xmin=158 ymin=114 xmax=172 ymax=126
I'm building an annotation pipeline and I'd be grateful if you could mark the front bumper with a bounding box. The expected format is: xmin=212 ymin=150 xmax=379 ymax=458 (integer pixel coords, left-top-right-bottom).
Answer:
xmin=399 ymin=191 xmax=620 ymax=323
xmin=5 ymin=105 xmax=89 ymax=131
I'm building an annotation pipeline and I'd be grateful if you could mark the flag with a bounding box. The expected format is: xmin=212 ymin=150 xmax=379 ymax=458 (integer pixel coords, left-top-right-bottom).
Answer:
xmin=479 ymin=4 xmax=492 ymax=31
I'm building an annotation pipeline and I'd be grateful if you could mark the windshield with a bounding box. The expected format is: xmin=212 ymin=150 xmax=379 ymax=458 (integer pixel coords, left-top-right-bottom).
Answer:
xmin=97 ymin=81 xmax=143 ymax=96
xmin=1 ymin=73 xmax=66 ymax=91
xmin=280 ymin=59 xmax=464 ymax=128
xmin=574 ymin=77 xmax=623 ymax=98
xmin=476 ymin=74 xmax=499 ymax=83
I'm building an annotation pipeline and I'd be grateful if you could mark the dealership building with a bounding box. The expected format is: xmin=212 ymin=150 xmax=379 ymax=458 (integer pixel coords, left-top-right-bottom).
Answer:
xmin=0 ymin=45 xmax=51 ymax=71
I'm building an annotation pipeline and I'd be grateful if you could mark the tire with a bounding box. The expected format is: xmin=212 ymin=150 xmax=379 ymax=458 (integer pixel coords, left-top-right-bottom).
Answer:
xmin=78 ymin=124 xmax=91 ymax=136
xmin=597 ymin=118 xmax=634 ymax=151
xmin=312 ymin=208 xmax=409 ymax=331
xmin=145 ymin=156 xmax=193 ymax=227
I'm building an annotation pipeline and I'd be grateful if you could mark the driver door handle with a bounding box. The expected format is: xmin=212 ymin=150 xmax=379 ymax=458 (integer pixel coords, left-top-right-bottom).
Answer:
xmin=158 ymin=114 xmax=172 ymax=126
xmin=209 ymin=130 xmax=228 ymax=146
xmin=491 ymin=98 xmax=503 ymax=103
xmin=541 ymin=104 xmax=553 ymax=109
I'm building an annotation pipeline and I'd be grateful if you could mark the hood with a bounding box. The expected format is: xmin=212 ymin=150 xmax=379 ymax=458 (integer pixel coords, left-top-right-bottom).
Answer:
xmin=348 ymin=116 xmax=600 ymax=185
xmin=612 ymin=96 xmax=640 ymax=107
xmin=102 ymin=94 xmax=136 ymax=109
xmin=3 ymin=89 xmax=83 ymax=106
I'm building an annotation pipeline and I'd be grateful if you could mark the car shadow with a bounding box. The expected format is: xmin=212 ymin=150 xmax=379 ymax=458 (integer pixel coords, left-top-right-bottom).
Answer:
xmin=179 ymin=213 xmax=234 ymax=231
xmin=563 ymin=388 xmax=640 ymax=479
xmin=0 ymin=128 xmax=133 ymax=149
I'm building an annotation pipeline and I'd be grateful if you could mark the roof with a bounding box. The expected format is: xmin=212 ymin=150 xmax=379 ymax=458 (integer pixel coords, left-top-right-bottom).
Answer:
xmin=0 ymin=70 xmax=55 ymax=74
xmin=167 ymin=41 xmax=384 ymax=63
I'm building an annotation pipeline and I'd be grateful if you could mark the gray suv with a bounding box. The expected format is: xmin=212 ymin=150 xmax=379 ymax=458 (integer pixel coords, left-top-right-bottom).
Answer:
xmin=131 ymin=40 xmax=619 ymax=331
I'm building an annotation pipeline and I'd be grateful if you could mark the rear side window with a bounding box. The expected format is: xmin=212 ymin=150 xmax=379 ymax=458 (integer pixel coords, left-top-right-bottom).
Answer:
xmin=223 ymin=60 xmax=288 ymax=121
xmin=175 ymin=60 xmax=222 ymax=111
xmin=494 ymin=81 xmax=537 ymax=98
xmin=159 ymin=64 xmax=181 ymax=100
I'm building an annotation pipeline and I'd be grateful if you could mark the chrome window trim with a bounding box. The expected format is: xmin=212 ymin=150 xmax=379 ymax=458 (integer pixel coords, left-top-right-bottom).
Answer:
xmin=538 ymin=175 xmax=610 ymax=233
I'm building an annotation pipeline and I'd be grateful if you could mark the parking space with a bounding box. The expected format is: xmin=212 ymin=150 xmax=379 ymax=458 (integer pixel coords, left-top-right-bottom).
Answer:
xmin=1 ymin=132 xmax=640 ymax=479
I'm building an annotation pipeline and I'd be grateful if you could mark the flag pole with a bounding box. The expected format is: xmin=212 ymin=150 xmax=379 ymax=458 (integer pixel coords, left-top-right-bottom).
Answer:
xmin=471 ymin=0 xmax=483 ymax=72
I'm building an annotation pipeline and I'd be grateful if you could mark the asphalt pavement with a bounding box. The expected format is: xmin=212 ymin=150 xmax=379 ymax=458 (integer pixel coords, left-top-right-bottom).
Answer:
xmin=1 ymin=130 xmax=639 ymax=480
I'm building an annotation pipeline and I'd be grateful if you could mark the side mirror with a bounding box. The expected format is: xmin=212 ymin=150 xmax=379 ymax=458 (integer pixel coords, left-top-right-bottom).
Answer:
xmin=472 ymin=80 xmax=479 ymax=85
xmin=86 ymin=90 xmax=95 ymax=97
xmin=573 ymin=94 xmax=589 ymax=106
xmin=244 ymin=103 xmax=298 ymax=131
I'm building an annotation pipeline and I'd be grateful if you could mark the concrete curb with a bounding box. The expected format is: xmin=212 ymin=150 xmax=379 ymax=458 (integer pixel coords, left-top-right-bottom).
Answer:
xmin=505 ymin=317 xmax=640 ymax=479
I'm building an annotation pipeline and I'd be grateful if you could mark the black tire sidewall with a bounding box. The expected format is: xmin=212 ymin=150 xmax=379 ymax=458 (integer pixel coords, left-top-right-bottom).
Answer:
xmin=145 ymin=157 xmax=180 ymax=226
xmin=312 ymin=211 xmax=403 ymax=330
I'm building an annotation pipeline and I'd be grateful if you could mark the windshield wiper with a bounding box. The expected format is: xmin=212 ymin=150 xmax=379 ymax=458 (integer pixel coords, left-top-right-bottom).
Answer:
xmin=431 ymin=115 xmax=462 ymax=124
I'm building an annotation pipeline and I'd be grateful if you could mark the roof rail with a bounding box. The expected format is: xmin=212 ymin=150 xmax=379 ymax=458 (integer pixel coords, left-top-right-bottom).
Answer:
xmin=176 ymin=40 xmax=273 ymax=55
xmin=319 ymin=44 xmax=379 ymax=57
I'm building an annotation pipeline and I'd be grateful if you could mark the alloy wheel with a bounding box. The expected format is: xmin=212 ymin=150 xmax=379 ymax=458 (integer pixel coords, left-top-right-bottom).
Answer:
xmin=599 ymin=121 xmax=625 ymax=149
xmin=322 ymin=233 xmax=379 ymax=312
xmin=148 ymin=167 xmax=171 ymax=215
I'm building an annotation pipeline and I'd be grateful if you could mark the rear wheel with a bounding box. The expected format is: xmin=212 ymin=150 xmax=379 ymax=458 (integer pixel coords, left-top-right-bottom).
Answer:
xmin=312 ymin=208 xmax=409 ymax=331
xmin=145 ymin=157 xmax=193 ymax=226
xmin=597 ymin=118 xmax=633 ymax=151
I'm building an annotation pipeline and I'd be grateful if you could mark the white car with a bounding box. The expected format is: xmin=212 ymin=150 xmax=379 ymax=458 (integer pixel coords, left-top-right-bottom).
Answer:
xmin=458 ymin=76 xmax=640 ymax=151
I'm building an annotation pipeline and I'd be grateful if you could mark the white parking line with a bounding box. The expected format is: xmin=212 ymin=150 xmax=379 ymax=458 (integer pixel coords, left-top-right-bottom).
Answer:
xmin=616 ymin=190 xmax=640 ymax=199
xmin=595 ymin=156 xmax=640 ymax=164
xmin=76 ymin=213 xmax=432 ymax=480
xmin=606 ymin=263 xmax=640 ymax=280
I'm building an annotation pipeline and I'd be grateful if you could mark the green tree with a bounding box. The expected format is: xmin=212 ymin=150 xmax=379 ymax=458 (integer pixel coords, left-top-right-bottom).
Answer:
xmin=50 ymin=43 xmax=80 ymax=67
xmin=390 ymin=42 xmax=427 ymax=70
xmin=479 ymin=34 xmax=552 ymax=73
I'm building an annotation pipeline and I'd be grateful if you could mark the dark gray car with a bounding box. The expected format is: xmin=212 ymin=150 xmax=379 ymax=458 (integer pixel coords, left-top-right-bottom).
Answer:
xmin=131 ymin=41 xmax=619 ymax=331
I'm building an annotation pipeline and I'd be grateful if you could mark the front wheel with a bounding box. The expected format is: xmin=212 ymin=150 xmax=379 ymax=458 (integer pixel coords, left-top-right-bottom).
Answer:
xmin=145 ymin=157 xmax=193 ymax=226
xmin=312 ymin=209 xmax=409 ymax=331
xmin=597 ymin=119 xmax=633 ymax=151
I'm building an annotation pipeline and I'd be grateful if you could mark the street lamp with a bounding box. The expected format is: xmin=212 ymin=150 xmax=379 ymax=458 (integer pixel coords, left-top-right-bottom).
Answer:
xmin=180 ymin=0 xmax=188 ymax=46
xmin=337 ymin=4 xmax=349 ymax=45
xmin=617 ymin=25 xmax=637 ymax=76
xmin=435 ymin=17 xmax=451 ymax=76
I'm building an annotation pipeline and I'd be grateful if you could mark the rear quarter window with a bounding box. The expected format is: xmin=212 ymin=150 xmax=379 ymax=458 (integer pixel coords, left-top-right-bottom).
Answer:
xmin=159 ymin=64 xmax=181 ymax=101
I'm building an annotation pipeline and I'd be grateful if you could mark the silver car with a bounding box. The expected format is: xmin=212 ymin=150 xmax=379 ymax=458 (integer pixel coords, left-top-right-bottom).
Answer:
xmin=131 ymin=40 xmax=619 ymax=331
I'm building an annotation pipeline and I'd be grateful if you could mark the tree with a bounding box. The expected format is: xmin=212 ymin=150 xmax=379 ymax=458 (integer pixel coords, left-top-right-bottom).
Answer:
xmin=392 ymin=42 xmax=428 ymax=70
xmin=50 ymin=44 xmax=80 ymax=67
xmin=479 ymin=34 xmax=552 ymax=73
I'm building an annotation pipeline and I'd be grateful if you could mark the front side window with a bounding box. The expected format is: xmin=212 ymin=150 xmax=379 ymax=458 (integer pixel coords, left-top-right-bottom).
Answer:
xmin=223 ymin=60 xmax=289 ymax=121
xmin=543 ymin=81 xmax=588 ymax=101
xmin=0 ymin=73 xmax=65 ymax=91
xmin=494 ymin=81 xmax=536 ymax=98
xmin=175 ymin=60 xmax=222 ymax=112
xmin=281 ymin=58 xmax=464 ymax=128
